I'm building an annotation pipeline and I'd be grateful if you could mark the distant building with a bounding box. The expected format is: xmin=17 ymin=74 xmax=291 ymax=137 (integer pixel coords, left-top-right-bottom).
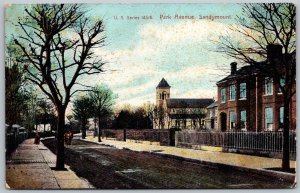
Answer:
xmin=153 ymin=78 xmax=214 ymax=130
xmin=216 ymin=45 xmax=296 ymax=132
xmin=204 ymin=101 xmax=218 ymax=131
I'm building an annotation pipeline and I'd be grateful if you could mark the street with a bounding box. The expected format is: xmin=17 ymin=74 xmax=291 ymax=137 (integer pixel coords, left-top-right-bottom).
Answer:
xmin=42 ymin=138 xmax=294 ymax=189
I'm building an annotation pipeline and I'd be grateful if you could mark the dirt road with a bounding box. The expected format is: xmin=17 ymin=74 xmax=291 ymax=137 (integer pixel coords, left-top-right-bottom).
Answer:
xmin=42 ymin=138 xmax=294 ymax=189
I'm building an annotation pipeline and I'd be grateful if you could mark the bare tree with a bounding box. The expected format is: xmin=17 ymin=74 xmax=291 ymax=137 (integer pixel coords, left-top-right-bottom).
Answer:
xmin=142 ymin=102 xmax=155 ymax=129
xmin=153 ymin=106 xmax=166 ymax=129
xmin=215 ymin=3 xmax=295 ymax=171
xmin=191 ymin=109 xmax=206 ymax=130
xmin=12 ymin=4 xmax=106 ymax=169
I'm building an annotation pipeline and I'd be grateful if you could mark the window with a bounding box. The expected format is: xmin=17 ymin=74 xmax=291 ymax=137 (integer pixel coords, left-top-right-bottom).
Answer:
xmin=221 ymin=88 xmax=226 ymax=103
xmin=229 ymin=111 xmax=236 ymax=130
xmin=279 ymin=107 xmax=284 ymax=129
xmin=279 ymin=78 xmax=285 ymax=93
xmin=240 ymin=83 xmax=246 ymax=99
xmin=265 ymin=78 xmax=273 ymax=95
xmin=265 ymin=107 xmax=273 ymax=131
xmin=229 ymin=85 xmax=236 ymax=100
xmin=175 ymin=120 xmax=180 ymax=127
xmin=240 ymin=110 xmax=246 ymax=131
xmin=209 ymin=109 xmax=215 ymax=118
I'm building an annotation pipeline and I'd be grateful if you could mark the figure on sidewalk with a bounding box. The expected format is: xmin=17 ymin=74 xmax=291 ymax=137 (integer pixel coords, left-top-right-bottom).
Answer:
xmin=34 ymin=132 xmax=40 ymax=144
xmin=64 ymin=130 xmax=73 ymax=145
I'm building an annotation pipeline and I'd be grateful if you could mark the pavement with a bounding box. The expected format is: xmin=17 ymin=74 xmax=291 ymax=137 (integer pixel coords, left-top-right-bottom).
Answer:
xmin=84 ymin=135 xmax=296 ymax=172
xmin=6 ymin=138 xmax=94 ymax=189
xmin=5 ymin=135 xmax=296 ymax=189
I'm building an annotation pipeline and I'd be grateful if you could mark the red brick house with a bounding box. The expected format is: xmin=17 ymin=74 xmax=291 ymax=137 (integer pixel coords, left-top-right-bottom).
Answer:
xmin=216 ymin=45 xmax=296 ymax=132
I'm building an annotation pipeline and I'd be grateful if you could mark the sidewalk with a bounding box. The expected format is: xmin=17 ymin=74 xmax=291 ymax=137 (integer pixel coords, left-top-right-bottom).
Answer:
xmin=85 ymin=135 xmax=296 ymax=171
xmin=6 ymin=138 xmax=94 ymax=189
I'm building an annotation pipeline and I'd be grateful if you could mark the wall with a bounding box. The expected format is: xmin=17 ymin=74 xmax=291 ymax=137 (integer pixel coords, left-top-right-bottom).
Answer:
xmin=217 ymin=75 xmax=296 ymax=132
xmin=102 ymin=129 xmax=171 ymax=146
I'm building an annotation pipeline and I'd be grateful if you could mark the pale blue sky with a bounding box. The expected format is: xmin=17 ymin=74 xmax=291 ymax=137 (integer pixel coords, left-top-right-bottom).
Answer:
xmin=5 ymin=4 xmax=245 ymax=109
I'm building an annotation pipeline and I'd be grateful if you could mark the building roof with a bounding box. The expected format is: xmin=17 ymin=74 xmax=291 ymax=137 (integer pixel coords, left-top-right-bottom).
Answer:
xmin=217 ymin=50 xmax=296 ymax=85
xmin=167 ymin=98 xmax=214 ymax=108
xmin=157 ymin=78 xmax=170 ymax=88
xmin=216 ymin=65 xmax=260 ymax=85
xmin=206 ymin=101 xmax=218 ymax=109
xmin=168 ymin=114 xmax=204 ymax=119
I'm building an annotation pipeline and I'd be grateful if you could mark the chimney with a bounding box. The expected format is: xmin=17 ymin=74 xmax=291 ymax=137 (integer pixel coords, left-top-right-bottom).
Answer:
xmin=230 ymin=62 xmax=237 ymax=75
xmin=267 ymin=44 xmax=282 ymax=62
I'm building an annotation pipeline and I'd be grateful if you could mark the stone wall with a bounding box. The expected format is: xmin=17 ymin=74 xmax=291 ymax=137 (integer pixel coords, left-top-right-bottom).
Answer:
xmin=102 ymin=129 xmax=171 ymax=146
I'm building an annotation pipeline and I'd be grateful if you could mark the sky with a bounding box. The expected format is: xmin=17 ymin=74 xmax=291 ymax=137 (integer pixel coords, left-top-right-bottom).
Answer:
xmin=5 ymin=4 xmax=245 ymax=110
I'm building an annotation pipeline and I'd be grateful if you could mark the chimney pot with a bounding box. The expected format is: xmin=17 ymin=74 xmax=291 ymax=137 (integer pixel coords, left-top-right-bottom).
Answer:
xmin=230 ymin=62 xmax=237 ymax=75
xmin=267 ymin=44 xmax=282 ymax=62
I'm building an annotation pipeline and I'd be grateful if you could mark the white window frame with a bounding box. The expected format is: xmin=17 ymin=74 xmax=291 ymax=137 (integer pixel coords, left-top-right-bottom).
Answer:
xmin=229 ymin=85 xmax=236 ymax=101
xmin=265 ymin=107 xmax=273 ymax=131
xmin=240 ymin=110 xmax=247 ymax=131
xmin=278 ymin=78 xmax=285 ymax=94
xmin=221 ymin=88 xmax=226 ymax=103
xmin=239 ymin=83 xmax=247 ymax=99
xmin=265 ymin=77 xmax=273 ymax=96
xmin=229 ymin=111 xmax=236 ymax=130
xmin=279 ymin=106 xmax=284 ymax=129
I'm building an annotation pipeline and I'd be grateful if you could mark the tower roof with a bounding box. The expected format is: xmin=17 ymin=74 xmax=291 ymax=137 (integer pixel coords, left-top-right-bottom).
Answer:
xmin=156 ymin=78 xmax=170 ymax=88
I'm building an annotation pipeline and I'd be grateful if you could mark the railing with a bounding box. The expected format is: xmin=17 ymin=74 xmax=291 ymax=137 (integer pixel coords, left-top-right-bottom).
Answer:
xmin=6 ymin=125 xmax=29 ymax=154
xmin=224 ymin=131 xmax=296 ymax=153
xmin=176 ymin=131 xmax=224 ymax=147
xmin=175 ymin=131 xmax=296 ymax=153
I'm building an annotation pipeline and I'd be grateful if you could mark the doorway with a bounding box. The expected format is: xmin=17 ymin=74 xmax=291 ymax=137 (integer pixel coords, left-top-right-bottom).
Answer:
xmin=220 ymin=112 xmax=227 ymax=132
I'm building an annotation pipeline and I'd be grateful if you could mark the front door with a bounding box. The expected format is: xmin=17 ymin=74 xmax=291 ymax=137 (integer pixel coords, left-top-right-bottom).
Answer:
xmin=220 ymin=112 xmax=227 ymax=132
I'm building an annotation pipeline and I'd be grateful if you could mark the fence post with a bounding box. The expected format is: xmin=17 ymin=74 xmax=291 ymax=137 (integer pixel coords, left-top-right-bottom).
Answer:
xmin=123 ymin=129 xmax=126 ymax=141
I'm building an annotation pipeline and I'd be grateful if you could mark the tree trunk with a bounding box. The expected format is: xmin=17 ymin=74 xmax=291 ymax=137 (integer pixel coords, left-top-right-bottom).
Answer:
xmin=55 ymin=109 xmax=65 ymax=170
xmin=93 ymin=117 xmax=97 ymax=138
xmin=81 ymin=120 xmax=86 ymax=139
xmin=123 ymin=128 xmax=126 ymax=141
xmin=98 ymin=116 xmax=102 ymax=142
xmin=281 ymin=97 xmax=290 ymax=171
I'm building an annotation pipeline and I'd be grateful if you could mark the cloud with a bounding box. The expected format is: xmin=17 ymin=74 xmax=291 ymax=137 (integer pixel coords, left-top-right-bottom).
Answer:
xmin=79 ymin=19 xmax=235 ymax=107
xmin=139 ymin=20 xmax=231 ymax=45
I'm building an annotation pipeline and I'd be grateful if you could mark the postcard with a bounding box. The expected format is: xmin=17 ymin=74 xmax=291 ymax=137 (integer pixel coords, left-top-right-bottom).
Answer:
xmin=5 ymin=3 xmax=296 ymax=189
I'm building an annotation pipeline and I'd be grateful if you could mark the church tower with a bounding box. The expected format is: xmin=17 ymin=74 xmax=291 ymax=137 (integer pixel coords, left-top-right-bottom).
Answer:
xmin=156 ymin=78 xmax=171 ymax=108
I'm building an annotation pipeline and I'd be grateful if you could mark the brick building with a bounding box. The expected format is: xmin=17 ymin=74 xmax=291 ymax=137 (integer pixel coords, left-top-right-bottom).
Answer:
xmin=216 ymin=45 xmax=296 ymax=132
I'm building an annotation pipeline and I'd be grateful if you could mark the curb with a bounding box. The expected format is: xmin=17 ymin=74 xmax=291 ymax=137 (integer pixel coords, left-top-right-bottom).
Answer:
xmin=145 ymin=151 xmax=296 ymax=184
xmin=81 ymin=138 xmax=296 ymax=184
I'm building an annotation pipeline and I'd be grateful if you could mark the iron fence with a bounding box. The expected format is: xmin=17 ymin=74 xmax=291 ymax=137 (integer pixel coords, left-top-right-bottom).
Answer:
xmin=224 ymin=131 xmax=296 ymax=153
xmin=175 ymin=131 xmax=296 ymax=153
